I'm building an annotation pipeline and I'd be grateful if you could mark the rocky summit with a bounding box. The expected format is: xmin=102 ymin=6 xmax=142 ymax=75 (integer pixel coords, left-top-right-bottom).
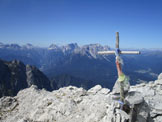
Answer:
xmin=1 ymin=73 xmax=162 ymax=122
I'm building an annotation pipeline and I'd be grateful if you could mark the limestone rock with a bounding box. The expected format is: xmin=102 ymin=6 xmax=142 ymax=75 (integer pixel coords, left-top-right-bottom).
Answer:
xmin=0 ymin=85 xmax=129 ymax=122
xmin=158 ymin=73 xmax=162 ymax=80
xmin=125 ymin=91 xmax=144 ymax=105
xmin=87 ymin=85 xmax=102 ymax=94
xmin=155 ymin=79 xmax=162 ymax=85
xmin=0 ymin=59 xmax=53 ymax=97
xmin=99 ymin=88 xmax=110 ymax=95
xmin=1 ymin=73 xmax=162 ymax=122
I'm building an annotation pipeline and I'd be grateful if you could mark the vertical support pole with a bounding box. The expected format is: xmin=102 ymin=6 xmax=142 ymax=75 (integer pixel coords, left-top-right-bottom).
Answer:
xmin=116 ymin=32 xmax=119 ymax=49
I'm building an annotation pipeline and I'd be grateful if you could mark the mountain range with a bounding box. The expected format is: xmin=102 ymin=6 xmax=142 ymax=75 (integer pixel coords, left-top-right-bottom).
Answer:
xmin=0 ymin=42 xmax=162 ymax=90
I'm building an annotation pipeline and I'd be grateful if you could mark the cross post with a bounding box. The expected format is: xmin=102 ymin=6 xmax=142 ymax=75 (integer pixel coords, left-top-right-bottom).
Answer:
xmin=98 ymin=32 xmax=141 ymax=119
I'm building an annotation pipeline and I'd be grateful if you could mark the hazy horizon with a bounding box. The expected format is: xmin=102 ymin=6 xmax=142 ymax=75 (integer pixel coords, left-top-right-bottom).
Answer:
xmin=1 ymin=41 xmax=162 ymax=50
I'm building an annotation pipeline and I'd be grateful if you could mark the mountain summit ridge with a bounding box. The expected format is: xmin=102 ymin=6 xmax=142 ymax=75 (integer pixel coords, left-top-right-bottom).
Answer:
xmin=1 ymin=73 xmax=162 ymax=122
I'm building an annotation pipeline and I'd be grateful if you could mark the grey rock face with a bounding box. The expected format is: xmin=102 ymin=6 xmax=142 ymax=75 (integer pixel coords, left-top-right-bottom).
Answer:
xmin=1 ymin=85 xmax=127 ymax=122
xmin=129 ymin=74 xmax=162 ymax=122
xmin=158 ymin=73 xmax=162 ymax=80
xmin=0 ymin=59 xmax=53 ymax=97
xmin=26 ymin=64 xmax=52 ymax=91
xmin=125 ymin=91 xmax=144 ymax=105
xmin=0 ymin=74 xmax=161 ymax=122
xmin=1 ymin=73 xmax=162 ymax=122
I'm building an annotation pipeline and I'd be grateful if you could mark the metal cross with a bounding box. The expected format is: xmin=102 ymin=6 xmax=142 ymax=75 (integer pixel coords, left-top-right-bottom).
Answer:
xmin=98 ymin=32 xmax=140 ymax=55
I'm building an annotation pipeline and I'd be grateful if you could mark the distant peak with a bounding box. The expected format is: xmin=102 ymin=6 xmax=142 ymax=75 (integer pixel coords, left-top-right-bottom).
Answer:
xmin=8 ymin=44 xmax=21 ymax=49
xmin=26 ymin=43 xmax=33 ymax=46
xmin=65 ymin=43 xmax=79 ymax=48
xmin=62 ymin=43 xmax=79 ymax=52
xmin=48 ymin=44 xmax=59 ymax=50
xmin=22 ymin=43 xmax=34 ymax=49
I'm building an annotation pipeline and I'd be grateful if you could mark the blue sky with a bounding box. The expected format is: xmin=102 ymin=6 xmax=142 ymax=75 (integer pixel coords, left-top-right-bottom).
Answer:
xmin=0 ymin=0 xmax=162 ymax=48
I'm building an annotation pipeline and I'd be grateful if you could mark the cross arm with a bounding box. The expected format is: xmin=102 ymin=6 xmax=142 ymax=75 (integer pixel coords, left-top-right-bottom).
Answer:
xmin=98 ymin=50 xmax=140 ymax=55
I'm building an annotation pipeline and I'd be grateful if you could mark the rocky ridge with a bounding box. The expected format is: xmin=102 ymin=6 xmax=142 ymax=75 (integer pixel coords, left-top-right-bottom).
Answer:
xmin=1 ymin=73 xmax=162 ymax=122
xmin=0 ymin=59 xmax=53 ymax=97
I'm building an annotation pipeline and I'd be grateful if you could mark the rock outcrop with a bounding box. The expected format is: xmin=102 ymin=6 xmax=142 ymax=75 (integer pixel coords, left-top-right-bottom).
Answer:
xmin=1 ymin=74 xmax=162 ymax=122
xmin=0 ymin=59 xmax=52 ymax=97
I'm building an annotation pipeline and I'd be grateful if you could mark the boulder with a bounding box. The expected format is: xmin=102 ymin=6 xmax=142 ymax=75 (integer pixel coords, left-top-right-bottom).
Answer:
xmin=158 ymin=73 xmax=162 ymax=80
xmin=125 ymin=91 xmax=144 ymax=105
